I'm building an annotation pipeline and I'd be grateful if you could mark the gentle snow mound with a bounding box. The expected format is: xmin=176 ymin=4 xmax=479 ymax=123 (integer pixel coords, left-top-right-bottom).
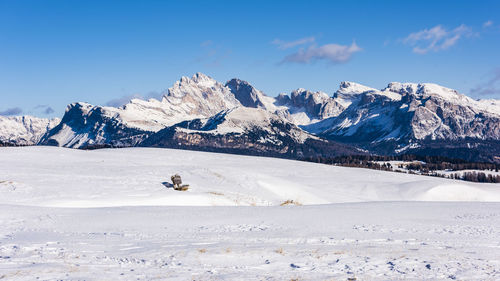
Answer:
xmin=418 ymin=184 xmax=500 ymax=202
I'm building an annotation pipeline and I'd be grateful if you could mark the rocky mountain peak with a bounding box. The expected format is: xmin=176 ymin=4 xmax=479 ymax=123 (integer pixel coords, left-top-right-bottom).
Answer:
xmin=225 ymin=78 xmax=266 ymax=108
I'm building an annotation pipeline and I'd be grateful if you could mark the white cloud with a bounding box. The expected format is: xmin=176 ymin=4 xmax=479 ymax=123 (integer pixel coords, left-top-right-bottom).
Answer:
xmin=403 ymin=24 xmax=475 ymax=54
xmin=280 ymin=42 xmax=362 ymax=64
xmin=483 ymin=20 xmax=493 ymax=28
xmin=271 ymin=36 xmax=316 ymax=50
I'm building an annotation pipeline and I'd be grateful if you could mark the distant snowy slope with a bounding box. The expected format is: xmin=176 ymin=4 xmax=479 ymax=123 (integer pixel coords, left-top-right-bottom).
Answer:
xmin=140 ymin=107 xmax=357 ymax=158
xmin=0 ymin=116 xmax=60 ymax=145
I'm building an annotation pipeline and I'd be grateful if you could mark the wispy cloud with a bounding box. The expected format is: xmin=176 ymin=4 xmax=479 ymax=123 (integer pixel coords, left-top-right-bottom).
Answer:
xmin=105 ymin=92 xmax=163 ymax=107
xmin=33 ymin=104 xmax=55 ymax=115
xmin=402 ymin=24 xmax=475 ymax=54
xmin=0 ymin=107 xmax=23 ymax=116
xmin=483 ymin=20 xmax=493 ymax=28
xmin=44 ymin=107 xmax=55 ymax=114
xmin=470 ymin=68 xmax=500 ymax=97
xmin=280 ymin=42 xmax=361 ymax=64
xmin=271 ymin=36 xmax=316 ymax=50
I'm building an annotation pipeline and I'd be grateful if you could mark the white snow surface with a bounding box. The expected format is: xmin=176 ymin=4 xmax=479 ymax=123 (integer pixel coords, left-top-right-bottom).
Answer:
xmin=2 ymin=146 xmax=499 ymax=208
xmin=1 ymin=147 xmax=500 ymax=280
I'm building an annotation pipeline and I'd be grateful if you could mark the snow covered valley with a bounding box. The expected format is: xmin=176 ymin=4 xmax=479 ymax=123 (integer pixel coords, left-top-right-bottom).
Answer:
xmin=1 ymin=147 xmax=499 ymax=280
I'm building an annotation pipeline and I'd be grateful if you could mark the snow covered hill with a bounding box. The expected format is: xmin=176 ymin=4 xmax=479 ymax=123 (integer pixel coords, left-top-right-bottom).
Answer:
xmin=0 ymin=115 xmax=60 ymax=145
xmin=1 ymin=146 xmax=498 ymax=207
xmin=1 ymin=147 xmax=499 ymax=280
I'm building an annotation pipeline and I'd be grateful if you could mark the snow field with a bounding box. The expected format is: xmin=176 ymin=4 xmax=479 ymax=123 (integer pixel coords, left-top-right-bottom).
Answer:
xmin=0 ymin=147 xmax=499 ymax=280
xmin=0 ymin=203 xmax=499 ymax=280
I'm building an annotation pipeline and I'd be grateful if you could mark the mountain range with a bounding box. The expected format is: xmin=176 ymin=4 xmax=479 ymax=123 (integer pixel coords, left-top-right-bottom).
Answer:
xmin=1 ymin=73 xmax=499 ymax=162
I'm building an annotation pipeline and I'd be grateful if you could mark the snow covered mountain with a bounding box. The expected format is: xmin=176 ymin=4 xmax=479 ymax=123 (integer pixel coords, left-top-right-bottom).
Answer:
xmin=12 ymin=71 xmax=497 ymax=162
xmin=224 ymin=77 xmax=499 ymax=160
xmin=226 ymin=78 xmax=344 ymax=125
xmin=41 ymin=73 xmax=244 ymax=148
xmin=0 ymin=115 xmax=60 ymax=146
xmin=39 ymin=73 xmax=349 ymax=150
xmin=40 ymin=102 xmax=152 ymax=148
xmin=303 ymin=82 xmax=500 ymax=161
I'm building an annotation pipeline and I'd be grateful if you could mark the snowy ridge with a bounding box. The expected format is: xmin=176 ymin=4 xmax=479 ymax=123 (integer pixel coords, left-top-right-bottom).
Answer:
xmin=138 ymin=106 xmax=337 ymax=158
xmin=0 ymin=115 xmax=60 ymax=145
xmin=334 ymin=81 xmax=379 ymax=107
xmin=178 ymin=107 xmax=313 ymax=143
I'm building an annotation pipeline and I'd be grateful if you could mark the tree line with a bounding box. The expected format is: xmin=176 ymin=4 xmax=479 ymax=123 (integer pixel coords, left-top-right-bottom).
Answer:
xmin=301 ymin=154 xmax=500 ymax=183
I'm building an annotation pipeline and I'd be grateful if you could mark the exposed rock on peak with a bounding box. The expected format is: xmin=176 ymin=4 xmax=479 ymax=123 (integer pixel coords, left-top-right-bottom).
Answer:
xmin=225 ymin=78 xmax=266 ymax=108
xmin=276 ymin=88 xmax=344 ymax=125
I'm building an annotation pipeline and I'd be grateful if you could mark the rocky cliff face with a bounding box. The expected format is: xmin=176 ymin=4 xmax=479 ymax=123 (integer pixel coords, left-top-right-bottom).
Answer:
xmin=225 ymin=79 xmax=269 ymax=109
xmin=276 ymin=88 xmax=344 ymax=125
xmin=41 ymin=102 xmax=150 ymax=148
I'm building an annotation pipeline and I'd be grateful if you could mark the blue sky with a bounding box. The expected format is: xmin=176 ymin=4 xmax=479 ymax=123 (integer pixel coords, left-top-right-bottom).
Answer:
xmin=1 ymin=0 xmax=500 ymax=117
